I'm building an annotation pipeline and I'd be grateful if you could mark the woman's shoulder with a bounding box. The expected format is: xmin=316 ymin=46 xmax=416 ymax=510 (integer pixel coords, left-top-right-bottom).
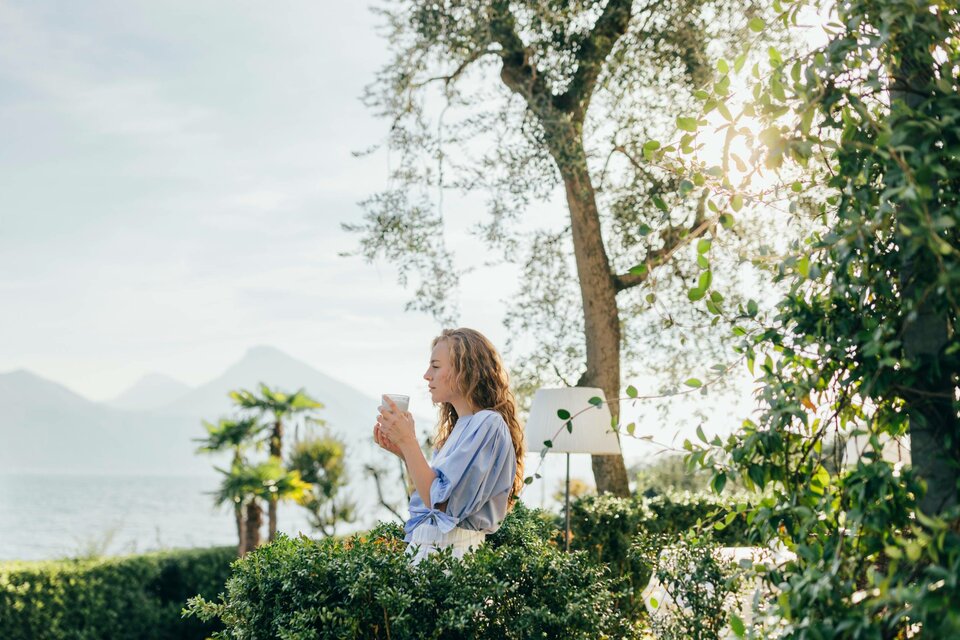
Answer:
xmin=470 ymin=409 xmax=510 ymax=438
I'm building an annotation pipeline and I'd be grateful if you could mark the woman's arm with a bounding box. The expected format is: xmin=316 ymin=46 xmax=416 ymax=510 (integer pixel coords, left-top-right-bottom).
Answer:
xmin=378 ymin=396 xmax=442 ymax=509
xmin=398 ymin=441 xmax=441 ymax=510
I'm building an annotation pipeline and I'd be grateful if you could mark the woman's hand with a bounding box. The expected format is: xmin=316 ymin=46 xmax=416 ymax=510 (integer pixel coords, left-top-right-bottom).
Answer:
xmin=373 ymin=423 xmax=405 ymax=459
xmin=376 ymin=396 xmax=417 ymax=455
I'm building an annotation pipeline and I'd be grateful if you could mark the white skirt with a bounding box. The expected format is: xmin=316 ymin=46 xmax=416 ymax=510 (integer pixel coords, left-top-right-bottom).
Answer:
xmin=406 ymin=523 xmax=487 ymax=566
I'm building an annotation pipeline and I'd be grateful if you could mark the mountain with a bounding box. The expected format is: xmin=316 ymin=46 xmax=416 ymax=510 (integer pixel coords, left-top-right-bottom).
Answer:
xmin=164 ymin=346 xmax=381 ymax=433
xmin=0 ymin=348 xmax=418 ymax=528
xmin=0 ymin=368 xmax=207 ymax=475
xmin=108 ymin=373 xmax=192 ymax=411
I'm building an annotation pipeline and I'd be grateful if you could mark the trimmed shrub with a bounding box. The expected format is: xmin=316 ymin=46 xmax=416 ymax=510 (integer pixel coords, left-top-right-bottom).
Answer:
xmin=185 ymin=503 xmax=643 ymax=639
xmin=0 ymin=546 xmax=236 ymax=640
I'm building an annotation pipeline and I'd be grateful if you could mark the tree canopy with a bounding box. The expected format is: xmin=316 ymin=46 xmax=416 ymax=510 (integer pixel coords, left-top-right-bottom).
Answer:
xmin=661 ymin=0 xmax=960 ymax=634
xmin=351 ymin=0 xmax=782 ymax=494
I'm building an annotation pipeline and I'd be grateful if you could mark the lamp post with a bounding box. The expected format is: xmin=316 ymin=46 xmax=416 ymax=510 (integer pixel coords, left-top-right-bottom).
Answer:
xmin=525 ymin=387 xmax=622 ymax=551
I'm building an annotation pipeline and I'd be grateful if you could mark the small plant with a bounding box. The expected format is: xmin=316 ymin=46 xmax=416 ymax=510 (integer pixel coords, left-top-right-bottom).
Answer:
xmin=635 ymin=532 xmax=742 ymax=640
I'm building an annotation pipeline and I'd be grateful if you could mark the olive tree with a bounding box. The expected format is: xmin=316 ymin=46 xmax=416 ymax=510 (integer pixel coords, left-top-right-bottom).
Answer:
xmin=349 ymin=0 xmax=769 ymax=495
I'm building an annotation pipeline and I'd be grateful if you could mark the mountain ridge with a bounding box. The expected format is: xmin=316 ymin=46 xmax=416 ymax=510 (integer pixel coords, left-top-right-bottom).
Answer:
xmin=0 ymin=347 xmax=410 ymax=528
xmin=108 ymin=373 xmax=193 ymax=411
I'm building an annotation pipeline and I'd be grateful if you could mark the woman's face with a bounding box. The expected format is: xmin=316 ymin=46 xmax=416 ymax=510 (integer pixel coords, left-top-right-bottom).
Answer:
xmin=423 ymin=340 xmax=461 ymax=405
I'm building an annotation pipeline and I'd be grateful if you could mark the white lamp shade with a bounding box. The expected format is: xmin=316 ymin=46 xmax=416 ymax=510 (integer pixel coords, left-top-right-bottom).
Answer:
xmin=525 ymin=387 xmax=621 ymax=455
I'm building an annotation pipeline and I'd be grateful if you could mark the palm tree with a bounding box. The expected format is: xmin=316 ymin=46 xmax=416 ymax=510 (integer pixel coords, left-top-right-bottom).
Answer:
xmin=212 ymin=458 xmax=310 ymax=555
xmin=229 ymin=385 xmax=323 ymax=540
xmin=197 ymin=417 xmax=263 ymax=556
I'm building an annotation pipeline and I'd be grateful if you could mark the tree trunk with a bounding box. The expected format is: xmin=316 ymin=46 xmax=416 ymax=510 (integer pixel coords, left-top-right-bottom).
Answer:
xmin=268 ymin=496 xmax=278 ymax=541
xmin=235 ymin=503 xmax=246 ymax=557
xmin=269 ymin=419 xmax=283 ymax=541
xmin=903 ymin=313 xmax=957 ymax=515
xmin=891 ymin=50 xmax=959 ymax=515
xmin=244 ymin=499 xmax=263 ymax=554
xmin=554 ymin=131 xmax=630 ymax=496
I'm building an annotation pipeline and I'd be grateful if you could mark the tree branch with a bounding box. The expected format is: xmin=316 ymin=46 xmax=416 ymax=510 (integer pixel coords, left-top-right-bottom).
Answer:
xmin=554 ymin=0 xmax=634 ymax=120
xmin=364 ymin=463 xmax=406 ymax=523
xmin=613 ymin=189 xmax=712 ymax=292
xmin=410 ymin=48 xmax=500 ymax=89
xmin=488 ymin=1 xmax=553 ymax=117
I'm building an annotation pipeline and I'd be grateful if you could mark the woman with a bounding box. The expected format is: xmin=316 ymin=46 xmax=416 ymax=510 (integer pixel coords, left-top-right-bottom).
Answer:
xmin=374 ymin=328 xmax=525 ymax=565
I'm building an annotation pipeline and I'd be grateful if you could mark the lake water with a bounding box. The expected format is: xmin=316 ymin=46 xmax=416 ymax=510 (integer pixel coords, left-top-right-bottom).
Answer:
xmin=0 ymin=459 xmax=577 ymax=561
xmin=0 ymin=473 xmax=358 ymax=561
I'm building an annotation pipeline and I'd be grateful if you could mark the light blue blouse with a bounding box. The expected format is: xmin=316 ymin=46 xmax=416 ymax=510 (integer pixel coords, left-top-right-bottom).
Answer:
xmin=404 ymin=409 xmax=517 ymax=543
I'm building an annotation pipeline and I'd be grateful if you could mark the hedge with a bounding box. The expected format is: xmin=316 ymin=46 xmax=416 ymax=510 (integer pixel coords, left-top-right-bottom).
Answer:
xmin=0 ymin=546 xmax=236 ymax=640
xmin=185 ymin=503 xmax=643 ymax=640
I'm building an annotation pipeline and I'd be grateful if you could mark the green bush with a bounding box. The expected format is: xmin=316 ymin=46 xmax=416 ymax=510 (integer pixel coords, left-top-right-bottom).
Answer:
xmin=564 ymin=492 xmax=753 ymax=617
xmin=0 ymin=546 xmax=236 ymax=640
xmin=185 ymin=503 xmax=642 ymax=639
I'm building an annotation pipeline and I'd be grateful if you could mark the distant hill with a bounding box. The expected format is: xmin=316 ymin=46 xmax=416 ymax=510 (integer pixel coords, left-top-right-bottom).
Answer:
xmin=108 ymin=373 xmax=192 ymax=411
xmin=0 ymin=368 xmax=205 ymax=475
xmin=163 ymin=346 xmax=383 ymax=434
xmin=0 ymin=347 xmax=421 ymax=529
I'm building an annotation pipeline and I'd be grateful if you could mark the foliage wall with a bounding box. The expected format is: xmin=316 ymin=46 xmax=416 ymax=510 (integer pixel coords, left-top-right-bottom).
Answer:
xmin=0 ymin=546 xmax=235 ymax=640
xmin=185 ymin=503 xmax=644 ymax=640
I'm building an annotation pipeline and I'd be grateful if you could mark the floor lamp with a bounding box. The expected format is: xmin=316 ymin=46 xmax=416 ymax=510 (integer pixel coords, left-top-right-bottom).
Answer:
xmin=525 ymin=387 xmax=622 ymax=551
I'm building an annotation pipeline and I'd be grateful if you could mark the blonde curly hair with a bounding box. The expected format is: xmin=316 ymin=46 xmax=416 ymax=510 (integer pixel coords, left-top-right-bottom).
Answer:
xmin=431 ymin=328 xmax=525 ymax=506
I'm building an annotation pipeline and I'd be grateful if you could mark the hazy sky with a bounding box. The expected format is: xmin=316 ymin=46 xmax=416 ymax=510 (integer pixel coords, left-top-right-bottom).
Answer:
xmin=0 ymin=0 xmax=526 ymax=410
xmin=1 ymin=1 xmax=764 ymax=478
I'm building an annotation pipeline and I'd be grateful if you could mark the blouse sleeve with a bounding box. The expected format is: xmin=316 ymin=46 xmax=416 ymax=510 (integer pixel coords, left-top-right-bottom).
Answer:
xmin=404 ymin=412 xmax=515 ymax=540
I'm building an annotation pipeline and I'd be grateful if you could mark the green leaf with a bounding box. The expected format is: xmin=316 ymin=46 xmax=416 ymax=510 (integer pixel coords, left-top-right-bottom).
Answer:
xmin=543 ymin=440 xmax=553 ymax=448
xmin=629 ymin=263 xmax=648 ymax=276
xmin=679 ymin=179 xmax=694 ymax=196
xmin=677 ymin=116 xmax=698 ymax=132
xmin=626 ymin=385 xmax=638 ymax=398
xmin=588 ymin=396 xmax=603 ymax=407
xmin=688 ymin=287 xmax=706 ymax=302
xmin=734 ymin=50 xmax=748 ymax=73
xmin=524 ymin=476 xmax=534 ymax=485
xmin=642 ymin=139 xmax=661 ymax=160
xmin=697 ymin=425 xmax=708 ymax=443
xmin=557 ymin=409 xmax=571 ymax=420
xmin=626 ymin=422 xmax=636 ymax=436
xmin=697 ymin=238 xmax=712 ymax=254
xmin=652 ymin=196 xmax=668 ymax=212
xmin=717 ymin=101 xmax=733 ymax=121
xmin=748 ymin=17 xmax=765 ymax=32
xmin=697 ymin=254 xmax=709 ymax=269
xmin=730 ymin=613 xmax=746 ymax=637
xmin=731 ymin=194 xmax=744 ymax=211
xmin=685 ymin=378 xmax=703 ymax=388
xmin=565 ymin=421 xmax=573 ymax=433
xmin=712 ymin=472 xmax=728 ymax=494
xmin=768 ymin=46 xmax=783 ymax=66
xmin=698 ymin=270 xmax=713 ymax=291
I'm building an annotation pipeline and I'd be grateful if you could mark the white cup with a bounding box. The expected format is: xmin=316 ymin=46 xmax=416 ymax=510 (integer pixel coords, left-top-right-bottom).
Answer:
xmin=381 ymin=394 xmax=410 ymax=413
